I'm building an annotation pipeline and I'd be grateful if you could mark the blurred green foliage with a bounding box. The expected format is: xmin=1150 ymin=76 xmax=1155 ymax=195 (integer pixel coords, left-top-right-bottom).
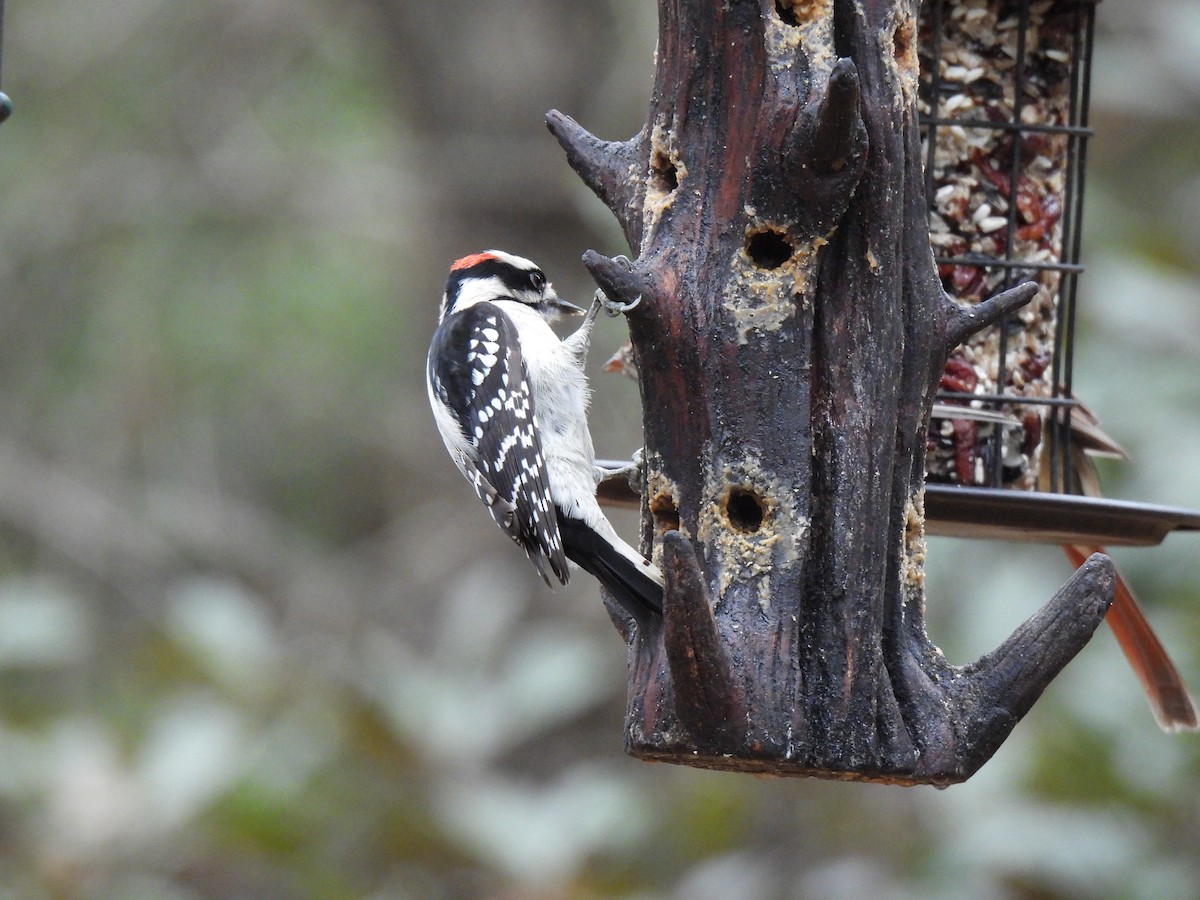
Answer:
xmin=0 ymin=0 xmax=1197 ymax=897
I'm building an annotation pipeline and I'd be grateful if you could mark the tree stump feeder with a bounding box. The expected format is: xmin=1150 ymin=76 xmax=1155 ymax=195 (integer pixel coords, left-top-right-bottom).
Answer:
xmin=549 ymin=0 xmax=1129 ymax=785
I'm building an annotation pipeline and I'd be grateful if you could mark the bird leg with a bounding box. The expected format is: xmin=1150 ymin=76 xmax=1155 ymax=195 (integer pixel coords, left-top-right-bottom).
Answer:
xmin=562 ymin=293 xmax=603 ymax=367
xmin=568 ymin=287 xmax=642 ymax=369
xmin=595 ymin=447 xmax=645 ymax=489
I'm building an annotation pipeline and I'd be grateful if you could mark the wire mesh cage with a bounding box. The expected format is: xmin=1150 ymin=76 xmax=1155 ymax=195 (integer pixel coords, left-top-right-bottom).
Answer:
xmin=919 ymin=0 xmax=1095 ymax=495
xmin=915 ymin=0 xmax=1200 ymax=544
xmin=916 ymin=0 xmax=1099 ymax=494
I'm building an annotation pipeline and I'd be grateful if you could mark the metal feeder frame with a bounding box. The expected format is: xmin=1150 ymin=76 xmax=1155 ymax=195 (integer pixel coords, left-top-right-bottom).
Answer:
xmin=918 ymin=0 xmax=1200 ymax=546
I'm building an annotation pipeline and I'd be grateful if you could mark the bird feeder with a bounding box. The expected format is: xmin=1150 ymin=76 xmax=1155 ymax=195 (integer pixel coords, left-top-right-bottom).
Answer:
xmin=556 ymin=0 xmax=1194 ymax=785
xmin=918 ymin=0 xmax=1200 ymax=543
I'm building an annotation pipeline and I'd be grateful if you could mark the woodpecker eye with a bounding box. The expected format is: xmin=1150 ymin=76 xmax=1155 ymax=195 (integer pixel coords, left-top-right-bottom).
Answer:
xmin=529 ymin=271 xmax=546 ymax=291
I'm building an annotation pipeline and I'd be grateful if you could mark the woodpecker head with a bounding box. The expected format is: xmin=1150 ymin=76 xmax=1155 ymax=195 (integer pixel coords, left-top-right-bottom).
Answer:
xmin=439 ymin=250 xmax=585 ymax=324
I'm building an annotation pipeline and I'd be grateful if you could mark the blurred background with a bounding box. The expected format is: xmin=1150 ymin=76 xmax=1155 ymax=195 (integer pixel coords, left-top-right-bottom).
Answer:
xmin=0 ymin=0 xmax=1197 ymax=896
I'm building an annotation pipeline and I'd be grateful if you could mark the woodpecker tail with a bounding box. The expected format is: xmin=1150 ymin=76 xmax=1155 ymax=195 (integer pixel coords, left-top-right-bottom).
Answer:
xmin=1064 ymin=544 xmax=1198 ymax=733
xmin=557 ymin=513 xmax=663 ymax=630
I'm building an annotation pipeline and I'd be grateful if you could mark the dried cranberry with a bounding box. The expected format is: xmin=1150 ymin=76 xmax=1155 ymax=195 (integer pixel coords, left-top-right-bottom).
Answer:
xmin=941 ymin=356 xmax=980 ymax=394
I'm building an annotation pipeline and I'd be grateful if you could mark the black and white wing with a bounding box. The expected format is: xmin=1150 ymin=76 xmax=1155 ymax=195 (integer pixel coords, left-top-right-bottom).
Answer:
xmin=426 ymin=301 xmax=568 ymax=585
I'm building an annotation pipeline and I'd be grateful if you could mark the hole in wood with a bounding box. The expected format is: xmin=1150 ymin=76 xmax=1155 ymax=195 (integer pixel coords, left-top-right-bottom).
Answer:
xmin=723 ymin=487 xmax=767 ymax=534
xmin=775 ymin=0 xmax=800 ymax=27
xmin=746 ymin=228 xmax=794 ymax=269
xmin=651 ymin=490 xmax=681 ymax=535
xmin=893 ymin=20 xmax=914 ymax=64
xmin=775 ymin=0 xmax=824 ymax=27
xmin=650 ymin=147 xmax=679 ymax=193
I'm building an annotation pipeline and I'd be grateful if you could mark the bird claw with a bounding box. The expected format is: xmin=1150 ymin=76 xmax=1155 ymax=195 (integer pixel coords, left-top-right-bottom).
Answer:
xmin=624 ymin=447 xmax=646 ymax=492
xmin=595 ymin=288 xmax=642 ymax=317
xmin=596 ymin=448 xmax=645 ymax=491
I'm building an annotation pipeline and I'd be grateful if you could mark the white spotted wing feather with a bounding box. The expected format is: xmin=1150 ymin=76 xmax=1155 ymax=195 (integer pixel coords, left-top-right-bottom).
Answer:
xmin=426 ymin=302 xmax=568 ymax=585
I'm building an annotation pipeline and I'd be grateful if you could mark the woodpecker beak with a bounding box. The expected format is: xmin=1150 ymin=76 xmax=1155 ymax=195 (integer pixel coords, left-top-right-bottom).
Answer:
xmin=544 ymin=291 xmax=586 ymax=316
xmin=555 ymin=299 xmax=587 ymax=316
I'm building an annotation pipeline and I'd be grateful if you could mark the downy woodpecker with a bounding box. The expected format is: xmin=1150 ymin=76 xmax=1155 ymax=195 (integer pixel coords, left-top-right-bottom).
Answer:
xmin=426 ymin=250 xmax=663 ymax=628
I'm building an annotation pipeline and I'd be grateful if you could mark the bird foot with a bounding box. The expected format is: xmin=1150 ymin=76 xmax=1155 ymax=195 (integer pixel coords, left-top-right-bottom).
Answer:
xmin=595 ymin=288 xmax=642 ymax=317
xmin=595 ymin=448 xmax=644 ymax=490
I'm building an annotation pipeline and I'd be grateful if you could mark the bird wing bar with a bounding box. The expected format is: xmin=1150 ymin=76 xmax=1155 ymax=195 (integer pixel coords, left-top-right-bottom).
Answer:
xmin=429 ymin=302 xmax=568 ymax=585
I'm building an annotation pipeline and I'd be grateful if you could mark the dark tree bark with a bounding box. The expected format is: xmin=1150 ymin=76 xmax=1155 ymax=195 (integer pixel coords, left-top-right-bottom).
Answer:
xmin=549 ymin=0 xmax=1113 ymax=785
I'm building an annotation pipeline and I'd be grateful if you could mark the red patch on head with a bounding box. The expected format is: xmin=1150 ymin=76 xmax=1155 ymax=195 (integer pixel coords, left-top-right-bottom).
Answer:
xmin=450 ymin=252 xmax=498 ymax=272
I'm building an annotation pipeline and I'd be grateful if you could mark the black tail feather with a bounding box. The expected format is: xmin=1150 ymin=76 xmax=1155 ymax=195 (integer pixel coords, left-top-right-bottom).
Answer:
xmin=557 ymin=514 xmax=663 ymax=628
